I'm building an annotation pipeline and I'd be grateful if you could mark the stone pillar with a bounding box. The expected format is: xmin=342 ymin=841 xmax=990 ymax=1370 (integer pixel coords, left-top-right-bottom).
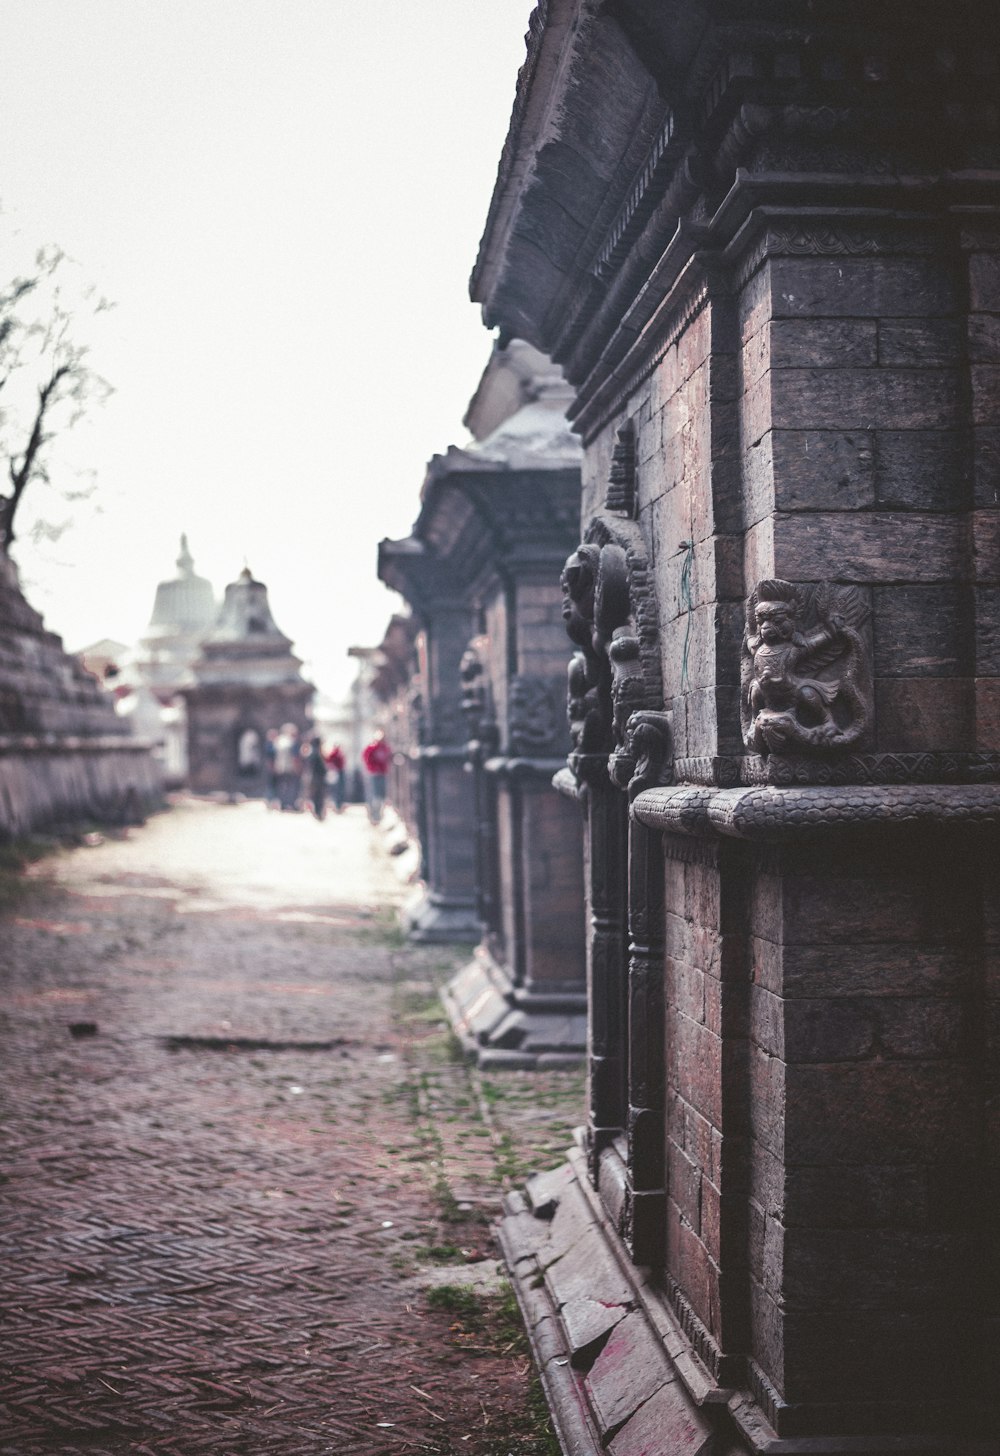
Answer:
xmin=423 ymin=361 xmax=587 ymax=1063
xmin=415 ymin=601 xmax=480 ymax=941
xmin=378 ymin=542 xmax=480 ymax=943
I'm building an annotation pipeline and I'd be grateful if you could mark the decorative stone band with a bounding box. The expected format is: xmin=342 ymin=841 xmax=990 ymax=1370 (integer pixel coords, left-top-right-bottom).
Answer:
xmin=632 ymin=783 xmax=1000 ymax=841
xmin=0 ymin=734 xmax=153 ymax=754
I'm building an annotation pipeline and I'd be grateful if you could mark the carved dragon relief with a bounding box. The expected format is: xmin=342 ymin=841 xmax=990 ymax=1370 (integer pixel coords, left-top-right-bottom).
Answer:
xmin=740 ymin=579 xmax=872 ymax=755
xmin=561 ymin=437 xmax=672 ymax=795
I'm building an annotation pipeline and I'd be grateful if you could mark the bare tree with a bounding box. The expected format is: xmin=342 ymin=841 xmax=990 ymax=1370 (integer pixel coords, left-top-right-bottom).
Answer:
xmin=0 ymin=247 xmax=111 ymax=550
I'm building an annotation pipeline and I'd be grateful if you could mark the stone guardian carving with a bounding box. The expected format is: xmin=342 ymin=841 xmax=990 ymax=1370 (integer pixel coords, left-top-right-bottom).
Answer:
xmin=741 ymin=579 xmax=872 ymax=755
xmin=561 ymin=525 xmax=672 ymax=795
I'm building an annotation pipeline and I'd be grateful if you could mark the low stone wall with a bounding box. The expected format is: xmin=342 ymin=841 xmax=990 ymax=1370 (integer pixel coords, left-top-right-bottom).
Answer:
xmin=0 ymin=735 xmax=163 ymax=841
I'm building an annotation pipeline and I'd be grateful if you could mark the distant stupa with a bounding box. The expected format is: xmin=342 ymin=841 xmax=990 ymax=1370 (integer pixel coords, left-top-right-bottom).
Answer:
xmin=132 ymin=534 xmax=217 ymax=697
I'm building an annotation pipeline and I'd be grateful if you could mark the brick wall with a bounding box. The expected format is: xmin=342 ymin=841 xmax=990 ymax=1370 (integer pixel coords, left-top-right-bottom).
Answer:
xmin=747 ymin=833 xmax=994 ymax=1429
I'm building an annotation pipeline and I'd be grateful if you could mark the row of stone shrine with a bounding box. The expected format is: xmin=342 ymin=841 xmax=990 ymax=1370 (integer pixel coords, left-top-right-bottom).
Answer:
xmin=367 ymin=3 xmax=1000 ymax=1455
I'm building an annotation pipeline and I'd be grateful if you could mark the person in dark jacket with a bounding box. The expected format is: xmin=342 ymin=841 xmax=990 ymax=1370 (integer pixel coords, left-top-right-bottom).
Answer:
xmin=302 ymin=734 xmax=327 ymax=820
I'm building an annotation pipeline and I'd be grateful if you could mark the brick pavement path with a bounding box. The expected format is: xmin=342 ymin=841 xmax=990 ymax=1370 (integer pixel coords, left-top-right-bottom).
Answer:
xmin=0 ymin=799 xmax=582 ymax=1456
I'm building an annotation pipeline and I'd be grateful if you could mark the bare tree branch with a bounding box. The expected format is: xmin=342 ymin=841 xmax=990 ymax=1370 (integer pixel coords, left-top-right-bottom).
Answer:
xmin=4 ymin=364 xmax=73 ymax=545
xmin=0 ymin=246 xmax=109 ymax=551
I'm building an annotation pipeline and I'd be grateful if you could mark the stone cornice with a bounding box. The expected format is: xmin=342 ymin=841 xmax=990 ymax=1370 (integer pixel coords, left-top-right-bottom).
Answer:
xmin=473 ymin=0 xmax=1000 ymax=421
xmin=632 ymin=784 xmax=1000 ymax=841
xmin=377 ymin=536 xmax=472 ymax=614
xmin=445 ymin=474 xmax=578 ymax=557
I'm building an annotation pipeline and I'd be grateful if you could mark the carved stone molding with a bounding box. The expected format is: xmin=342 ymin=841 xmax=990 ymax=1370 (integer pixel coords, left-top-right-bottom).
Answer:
xmin=674 ymin=751 xmax=1000 ymax=788
xmin=741 ymin=578 xmax=873 ymax=756
xmin=561 ymin=503 xmax=670 ymax=797
xmin=633 ymin=783 xmax=1000 ymax=842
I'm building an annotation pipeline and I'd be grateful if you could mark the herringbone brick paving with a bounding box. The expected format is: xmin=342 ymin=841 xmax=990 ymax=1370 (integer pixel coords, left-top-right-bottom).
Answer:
xmin=0 ymin=799 xmax=581 ymax=1455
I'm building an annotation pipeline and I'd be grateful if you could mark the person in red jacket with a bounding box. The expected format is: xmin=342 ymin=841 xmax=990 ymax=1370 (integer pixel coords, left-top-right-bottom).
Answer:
xmin=361 ymin=731 xmax=391 ymax=823
xmin=323 ymin=741 xmax=346 ymax=814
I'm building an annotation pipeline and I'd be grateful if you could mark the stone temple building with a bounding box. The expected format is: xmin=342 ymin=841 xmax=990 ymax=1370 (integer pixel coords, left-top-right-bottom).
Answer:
xmin=467 ymin=3 xmax=1000 ymax=1454
xmin=180 ymin=567 xmax=312 ymax=796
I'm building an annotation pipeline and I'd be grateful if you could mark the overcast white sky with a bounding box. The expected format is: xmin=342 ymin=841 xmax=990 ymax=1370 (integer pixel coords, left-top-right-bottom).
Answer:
xmin=0 ymin=0 xmax=531 ymax=697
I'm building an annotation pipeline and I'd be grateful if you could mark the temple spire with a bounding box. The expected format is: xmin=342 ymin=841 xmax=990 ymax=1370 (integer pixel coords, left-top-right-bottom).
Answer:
xmin=176 ymin=533 xmax=195 ymax=578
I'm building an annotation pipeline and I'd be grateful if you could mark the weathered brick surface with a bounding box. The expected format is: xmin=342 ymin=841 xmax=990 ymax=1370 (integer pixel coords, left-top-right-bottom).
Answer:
xmin=734 ymin=237 xmax=1000 ymax=786
xmin=743 ymin=833 xmax=997 ymax=1418
xmin=0 ymin=801 xmax=577 ymax=1456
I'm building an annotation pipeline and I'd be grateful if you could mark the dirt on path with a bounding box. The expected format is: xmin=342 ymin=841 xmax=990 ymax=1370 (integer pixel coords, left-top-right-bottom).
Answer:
xmin=0 ymin=798 xmax=583 ymax=1456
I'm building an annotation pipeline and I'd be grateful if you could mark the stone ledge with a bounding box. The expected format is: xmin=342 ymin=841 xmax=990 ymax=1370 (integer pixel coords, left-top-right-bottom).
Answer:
xmin=401 ymin=887 xmax=480 ymax=945
xmin=497 ymin=1151 xmax=719 ymax=1455
xmin=484 ymin=755 xmax=568 ymax=780
xmin=0 ymin=734 xmax=153 ymax=755
xmin=632 ymin=784 xmax=1000 ymax=841
xmin=415 ymin=744 xmax=469 ymax=762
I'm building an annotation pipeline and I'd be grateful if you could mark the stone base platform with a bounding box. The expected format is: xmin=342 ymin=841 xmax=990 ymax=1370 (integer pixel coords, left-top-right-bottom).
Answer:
xmin=441 ymin=949 xmax=586 ymax=1069
xmin=402 ymin=885 xmax=480 ymax=944
xmin=498 ymin=1147 xmax=989 ymax=1456
xmin=0 ymin=735 xmax=162 ymax=841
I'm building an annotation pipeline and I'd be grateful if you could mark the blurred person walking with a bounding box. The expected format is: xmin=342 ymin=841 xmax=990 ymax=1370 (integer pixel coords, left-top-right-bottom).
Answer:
xmin=263 ymin=728 xmax=279 ymax=809
xmin=324 ymin=742 xmax=346 ymax=814
xmin=303 ymin=734 xmax=327 ymax=821
xmin=361 ymin=732 xmax=391 ymax=824
xmin=273 ymin=723 xmax=301 ymax=812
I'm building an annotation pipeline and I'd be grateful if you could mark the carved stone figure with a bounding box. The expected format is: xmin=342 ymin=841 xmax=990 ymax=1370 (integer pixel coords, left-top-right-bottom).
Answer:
xmin=460 ymin=637 xmax=500 ymax=760
xmin=561 ymin=544 xmax=612 ymax=770
xmin=508 ymin=674 xmax=560 ymax=756
xmin=740 ymin=579 xmax=872 ymax=755
xmin=560 ymin=518 xmax=669 ymax=794
xmin=609 ymin=709 xmax=673 ymax=800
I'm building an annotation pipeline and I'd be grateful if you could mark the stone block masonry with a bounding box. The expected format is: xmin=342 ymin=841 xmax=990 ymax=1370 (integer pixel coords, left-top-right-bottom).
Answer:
xmin=473 ymin=1 xmax=1000 ymax=1451
xmin=0 ymin=553 xmax=159 ymax=838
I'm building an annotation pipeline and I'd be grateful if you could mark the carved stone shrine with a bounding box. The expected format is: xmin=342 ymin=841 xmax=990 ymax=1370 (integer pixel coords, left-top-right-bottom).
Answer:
xmin=440 ymin=342 xmax=588 ymax=1063
xmin=379 ymin=342 xmax=587 ymax=1002
xmin=473 ymin=3 xmax=1000 ymax=1453
xmin=181 ymin=567 xmax=312 ymax=797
